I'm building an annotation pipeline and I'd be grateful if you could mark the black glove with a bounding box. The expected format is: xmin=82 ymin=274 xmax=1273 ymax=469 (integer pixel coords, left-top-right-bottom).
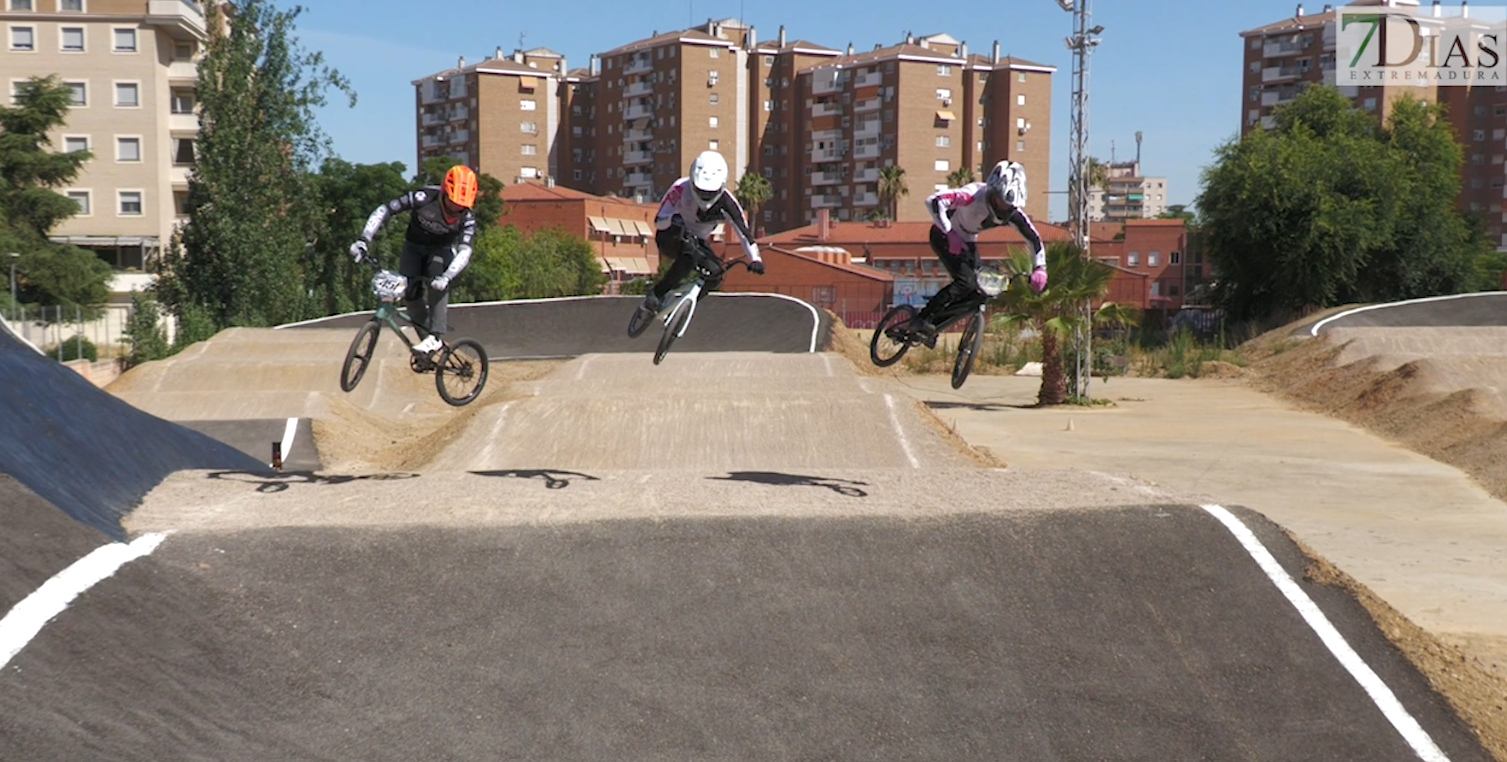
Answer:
xmin=748 ymin=260 xmax=765 ymax=275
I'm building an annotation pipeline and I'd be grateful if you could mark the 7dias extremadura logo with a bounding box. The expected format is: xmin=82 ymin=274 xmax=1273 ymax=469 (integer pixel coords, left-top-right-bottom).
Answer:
xmin=1338 ymin=5 xmax=1506 ymax=84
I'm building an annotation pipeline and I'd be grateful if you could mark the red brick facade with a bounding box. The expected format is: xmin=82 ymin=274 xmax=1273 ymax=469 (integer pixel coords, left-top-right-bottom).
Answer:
xmin=499 ymin=182 xmax=662 ymax=293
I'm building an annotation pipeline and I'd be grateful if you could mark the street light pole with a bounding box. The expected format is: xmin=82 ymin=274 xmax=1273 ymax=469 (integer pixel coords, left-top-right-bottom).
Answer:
xmin=7 ymin=253 xmax=18 ymax=322
xmin=1057 ymin=0 xmax=1103 ymax=401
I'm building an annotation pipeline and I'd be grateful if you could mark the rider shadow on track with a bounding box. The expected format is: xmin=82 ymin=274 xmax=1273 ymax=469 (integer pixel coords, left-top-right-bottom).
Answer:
xmin=707 ymin=471 xmax=870 ymax=498
xmin=471 ymin=469 xmax=601 ymax=490
xmin=206 ymin=470 xmax=421 ymax=494
xmin=926 ymin=400 xmax=1034 ymax=412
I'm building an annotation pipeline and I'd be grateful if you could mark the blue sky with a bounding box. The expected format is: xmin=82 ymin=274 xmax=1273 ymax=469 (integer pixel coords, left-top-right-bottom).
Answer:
xmin=296 ymin=0 xmax=1310 ymax=221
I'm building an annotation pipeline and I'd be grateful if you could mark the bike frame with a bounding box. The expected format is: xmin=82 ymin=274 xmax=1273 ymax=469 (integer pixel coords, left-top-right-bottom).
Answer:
xmin=660 ymin=255 xmax=749 ymax=338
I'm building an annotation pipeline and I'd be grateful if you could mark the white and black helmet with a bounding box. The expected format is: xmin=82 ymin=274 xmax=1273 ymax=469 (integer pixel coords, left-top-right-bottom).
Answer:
xmin=984 ymin=160 xmax=1026 ymax=220
xmin=689 ymin=150 xmax=729 ymax=210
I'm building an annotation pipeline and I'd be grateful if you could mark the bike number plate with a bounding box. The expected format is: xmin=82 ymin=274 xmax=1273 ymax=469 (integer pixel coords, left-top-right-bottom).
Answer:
xmin=373 ymin=271 xmax=408 ymax=301
xmin=977 ymin=270 xmax=1008 ymax=297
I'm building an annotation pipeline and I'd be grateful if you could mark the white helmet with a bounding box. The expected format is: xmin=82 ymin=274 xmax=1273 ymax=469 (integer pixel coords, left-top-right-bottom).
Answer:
xmin=984 ymin=160 xmax=1026 ymax=220
xmin=689 ymin=150 xmax=729 ymax=210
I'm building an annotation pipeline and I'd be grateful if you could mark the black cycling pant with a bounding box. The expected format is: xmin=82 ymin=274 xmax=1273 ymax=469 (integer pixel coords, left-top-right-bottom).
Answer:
xmin=650 ymin=225 xmax=723 ymax=300
xmin=399 ymin=242 xmax=452 ymax=336
xmin=918 ymin=226 xmax=983 ymax=323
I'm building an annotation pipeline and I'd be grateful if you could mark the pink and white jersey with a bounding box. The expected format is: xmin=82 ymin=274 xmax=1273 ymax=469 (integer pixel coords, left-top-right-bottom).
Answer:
xmin=654 ymin=178 xmax=761 ymax=262
xmin=926 ymin=182 xmax=1045 ymax=269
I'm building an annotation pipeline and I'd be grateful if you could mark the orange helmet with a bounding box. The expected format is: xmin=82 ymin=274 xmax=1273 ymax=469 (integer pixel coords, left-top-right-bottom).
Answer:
xmin=442 ymin=165 xmax=479 ymax=209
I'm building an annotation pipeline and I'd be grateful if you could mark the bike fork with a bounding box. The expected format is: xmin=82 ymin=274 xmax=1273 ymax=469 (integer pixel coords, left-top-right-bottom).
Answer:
xmin=666 ymin=283 xmax=702 ymax=337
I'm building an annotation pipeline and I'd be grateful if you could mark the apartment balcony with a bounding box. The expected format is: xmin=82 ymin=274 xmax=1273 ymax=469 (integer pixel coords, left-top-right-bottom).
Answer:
xmin=855 ymin=167 xmax=879 ymax=183
xmin=421 ymin=134 xmax=444 ymax=148
xmin=811 ymin=128 xmax=842 ymax=143
xmin=1261 ymin=88 xmax=1299 ymax=107
xmin=624 ymin=56 xmax=654 ymax=76
xmin=854 ymin=119 xmax=881 ymax=139
xmin=813 ymin=100 xmax=843 ymax=118
xmin=854 ymin=71 xmax=882 ymax=89
xmin=166 ymin=60 xmax=198 ymax=82
xmin=624 ymin=102 xmax=654 ymax=120
xmin=169 ymin=164 xmax=190 ymax=186
xmin=853 ymin=191 xmax=879 ymax=207
xmin=146 ymin=0 xmax=206 ymax=40
xmin=1263 ymin=39 xmax=1307 ymax=58
xmin=1262 ymin=65 xmax=1301 ymax=83
xmin=448 ymin=129 xmax=469 ymax=145
xmin=624 ymin=170 xmax=654 ymax=187
xmin=809 ymin=146 xmax=847 ymax=162
xmin=811 ymin=193 xmax=843 ymax=208
xmin=623 ymin=150 xmax=653 ymax=165
xmin=624 ymin=80 xmax=653 ymax=98
xmin=422 ymin=111 xmax=445 ymax=127
xmin=1260 ymin=115 xmax=1277 ymax=130
xmin=449 ymin=104 xmax=469 ymax=122
xmin=169 ymin=112 xmax=198 ymax=132
xmin=420 ymin=85 xmax=445 ymax=105
xmin=623 ymin=128 xmax=653 ymax=142
xmin=854 ymin=97 xmax=881 ymax=113
xmin=854 ymin=143 xmax=881 ymax=160
xmin=810 ymin=69 xmax=844 ymax=95
xmin=810 ymin=170 xmax=845 ymax=186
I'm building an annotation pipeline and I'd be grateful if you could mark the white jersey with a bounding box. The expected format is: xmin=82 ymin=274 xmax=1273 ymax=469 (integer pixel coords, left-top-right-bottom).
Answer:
xmin=926 ymin=182 xmax=1045 ymax=269
xmin=654 ymin=178 xmax=761 ymax=262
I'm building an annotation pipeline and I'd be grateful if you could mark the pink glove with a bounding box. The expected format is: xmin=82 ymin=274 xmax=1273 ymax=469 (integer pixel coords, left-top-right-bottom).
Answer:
xmin=1030 ymin=267 xmax=1048 ymax=292
xmin=946 ymin=228 xmax=967 ymax=255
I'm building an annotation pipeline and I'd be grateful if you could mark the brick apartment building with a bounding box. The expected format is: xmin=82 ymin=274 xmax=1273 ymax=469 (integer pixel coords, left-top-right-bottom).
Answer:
xmin=1087 ymin=161 xmax=1168 ymax=221
xmin=1091 ymin=219 xmax=1194 ymax=312
xmin=417 ymin=22 xmax=1053 ymax=236
xmin=498 ymin=181 xmax=660 ymax=293
xmin=1241 ymin=1 xmax=1507 ymax=247
xmin=412 ymin=47 xmax=570 ymax=185
xmin=3 ymin=0 xmax=213 ymax=272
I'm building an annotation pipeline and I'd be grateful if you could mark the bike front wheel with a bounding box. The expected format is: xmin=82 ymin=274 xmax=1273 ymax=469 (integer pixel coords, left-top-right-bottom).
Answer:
xmin=653 ymin=299 xmax=693 ymax=365
xmin=870 ymin=305 xmax=916 ymax=367
xmin=340 ymin=321 xmax=382 ymax=392
xmin=435 ymin=338 xmax=489 ymax=406
xmin=951 ymin=311 xmax=984 ymax=390
xmin=627 ymin=302 xmax=653 ymax=338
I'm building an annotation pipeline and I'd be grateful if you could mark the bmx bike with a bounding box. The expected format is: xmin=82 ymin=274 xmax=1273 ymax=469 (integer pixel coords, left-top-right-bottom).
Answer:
xmin=869 ymin=264 xmax=1014 ymax=390
xmin=626 ymin=239 xmax=752 ymax=366
xmin=339 ymin=259 xmax=490 ymax=406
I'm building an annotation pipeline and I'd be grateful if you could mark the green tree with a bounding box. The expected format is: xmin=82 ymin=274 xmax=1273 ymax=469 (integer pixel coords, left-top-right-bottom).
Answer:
xmin=1197 ymin=85 xmax=1485 ymax=322
xmin=510 ymin=227 xmax=606 ymax=299
xmin=992 ymin=241 xmax=1116 ymax=406
xmin=308 ymin=158 xmax=411 ymax=315
xmin=1157 ymin=204 xmax=1196 ymax=223
xmin=878 ymin=165 xmax=909 ymax=221
xmin=735 ymin=170 xmax=773 ymax=233
xmin=946 ymin=166 xmax=976 ymax=188
xmin=158 ymin=0 xmax=354 ymax=332
xmin=451 ymin=224 xmax=522 ymax=303
xmin=0 ymin=76 xmax=111 ymax=311
xmin=123 ymin=291 xmax=171 ymax=368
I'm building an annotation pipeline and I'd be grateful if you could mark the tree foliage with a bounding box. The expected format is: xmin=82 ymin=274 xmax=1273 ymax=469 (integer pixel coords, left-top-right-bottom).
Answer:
xmin=878 ymin=165 xmax=909 ymax=220
xmin=123 ymin=291 xmax=170 ymax=368
xmin=992 ymin=242 xmax=1117 ymax=406
xmin=735 ymin=170 xmax=772 ymax=232
xmin=1197 ymin=85 xmax=1486 ymax=322
xmin=157 ymin=0 xmax=354 ymax=331
xmin=946 ymin=166 xmax=976 ymax=188
xmin=0 ymin=76 xmax=111 ymax=311
xmin=307 ymin=158 xmax=410 ymax=315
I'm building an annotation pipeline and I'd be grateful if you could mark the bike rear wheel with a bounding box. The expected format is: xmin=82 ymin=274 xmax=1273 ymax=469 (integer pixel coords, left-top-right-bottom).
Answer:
xmin=627 ymin=302 xmax=653 ymax=338
xmin=435 ymin=338 xmax=489 ymax=406
xmin=653 ymin=299 xmax=692 ymax=365
xmin=870 ymin=305 xmax=916 ymax=367
xmin=951 ymin=311 xmax=984 ymax=389
xmin=340 ymin=321 xmax=382 ymax=392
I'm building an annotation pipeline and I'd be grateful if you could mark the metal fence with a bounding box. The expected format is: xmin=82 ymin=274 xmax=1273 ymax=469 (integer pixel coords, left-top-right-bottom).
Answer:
xmin=4 ymin=304 xmax=132 ymax=362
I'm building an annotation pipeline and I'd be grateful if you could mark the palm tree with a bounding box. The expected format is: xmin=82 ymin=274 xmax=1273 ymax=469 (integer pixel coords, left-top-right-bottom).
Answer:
xmin=735 ymin=170 xmax=773 ymax=233
xmin=1067 ymin=157 xmax=1112 ymax=220
xmin=877 ymin=165 xmax=908 ymax=221
xmin=992 ymin=241 xmax=1118 ymax=406
xmin=946 ymin=166 xmax=976 ymax=188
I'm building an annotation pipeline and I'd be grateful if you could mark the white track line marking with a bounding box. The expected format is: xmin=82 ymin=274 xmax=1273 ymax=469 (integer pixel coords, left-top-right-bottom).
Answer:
xmin=1201 ymin=505 xmax=1450 ymax=762
xmin=0 ymin=533 xmax=170 ymax=671
xmin=1308 ymin=292 xmax=1502 ymax=336
xmin=471 ymin=402 xmax=514 ymax=470
xmin=576 ymin=356 xmax=592 ymax=381
xmin=279 ymin=418 xmax=298 ymax=467
xmin=883 ymin=394 xmax=921 ymax=468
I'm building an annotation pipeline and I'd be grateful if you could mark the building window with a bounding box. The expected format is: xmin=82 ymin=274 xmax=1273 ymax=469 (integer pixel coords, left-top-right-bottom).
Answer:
xmin=520 ymin=99 xmax=536 ymax=111
xmin=709 ymin=116 xmax=718 ymax=128
xmin=936 ymin=88 xmax=951 ymax=101
xmin=709 ymin=92 xmax=718 ymax=104
xmin=1018 ymin=72 xmax=1027 ymax=83
xmin=10 ymin=26 xmax=35 ymax=51
xmin=63 ymin=135 xmax=88 ymax=153
xmin=171 ymin=90 xmax=194 ymax=114
xmin=1017 ymin=140 xmax=1025 ymax=151
xmin=1249 ymin=61 xmax=1260 ymax=73
xmin=934 ymin=159 xmax=949 ymax=172
xmin=8 ymin=0 xmax=33 ymax=9
xmin=935 ymin=135 xmax=950 ymax=148
xmin=174 ymin=41 xmax=193 ymax=60
xmin=520 ymin=121 xmax=537 ymax=134
xmin=116 ymin=136 xmax=141 ymax=162
xmin=60 ymin=27 xmax=83 ymax=52
xmin=1128 ymin=251 xmax=1140 ymax=267
xmin=65 ymin=81 xmax=86 ymax=106
xmin=1149 ymin=252 xmax=1160 ymax=267
xmin=709 ymin=139 xmax=719 ymax=150
xmin=114 ymin=82 xmax=139 ymax=107
xmin=572 ymin=169 xmax=582 ymax=180
xmin=1474 ymin=129 xmax=1487 ymax=141
xmin=118 ymin=191 xmax=143 ymax=216
xmin=66 ymin=190 xmax=89 ymax=215
xmin=1170 ymin=251 xmax=1182 ymax=265
xmin=1363 ymin=97 xmax=1377 ymax=111
xmin=1017 ymin=94 xmax=1026 ymax=105
xmin=61 ymin=0 xmax=83 ymax=9
xmin=521 ymin=144 xmax=537 ymax=155
xmin=709 ymin=47 xmax=719 ymax=58
xmin=571 ymin=104 xmax=581 ymax=116
xmin=571 ymin=125 xmax=582 ymax=137
xmin=173 ymin=138 xmax=195 ymax=164
xmin=937 ymin=64 xmax=952 ymax=76
xmin=113 ymin=27 xmax=136 ymax=53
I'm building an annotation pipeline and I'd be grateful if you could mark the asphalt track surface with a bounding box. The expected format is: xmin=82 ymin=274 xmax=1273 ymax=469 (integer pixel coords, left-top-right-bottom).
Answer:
xmin=1308 ymin=291 xmax=1507 ymax=333
xmin=285 ymin=293 xmax=833 ymax=359
xmin=0 ymin=298 xmax=1499 ymax=760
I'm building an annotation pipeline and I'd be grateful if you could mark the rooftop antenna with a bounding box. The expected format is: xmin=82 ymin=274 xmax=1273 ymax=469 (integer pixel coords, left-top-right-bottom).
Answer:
xmin=518 ymin=30 xmax=527 ymax=50
xmin=1135 ymin=130 xmax=1143 ymax=166
xmin=1110 ymin=139 xmax=1115 ymax=165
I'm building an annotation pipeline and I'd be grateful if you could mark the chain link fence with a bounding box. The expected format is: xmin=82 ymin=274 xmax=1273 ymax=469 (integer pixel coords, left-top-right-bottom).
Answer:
xmin=4 ymin=303 xmax=135 ymax=385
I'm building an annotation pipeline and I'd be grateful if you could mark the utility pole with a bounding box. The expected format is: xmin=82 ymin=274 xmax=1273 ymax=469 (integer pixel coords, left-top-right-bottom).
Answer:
xmin=1058 ymin=0 xmax=1103 ymax=401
